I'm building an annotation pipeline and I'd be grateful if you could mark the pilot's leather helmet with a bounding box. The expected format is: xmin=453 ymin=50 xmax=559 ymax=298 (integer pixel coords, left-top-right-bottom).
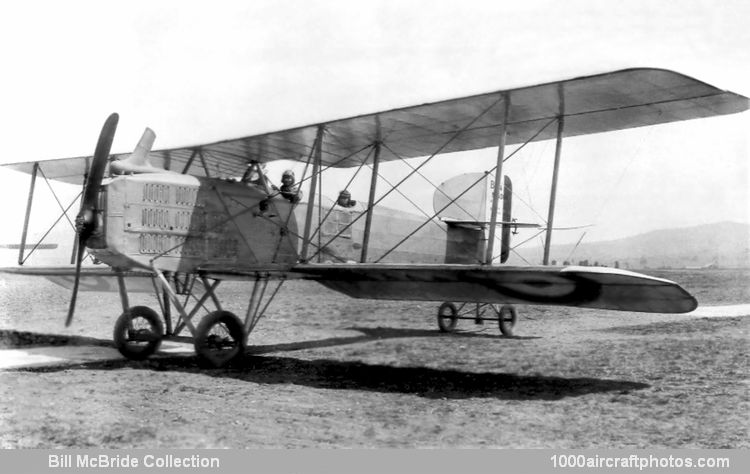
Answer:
xmin=337 ymin=190 xmax=352 ymax=207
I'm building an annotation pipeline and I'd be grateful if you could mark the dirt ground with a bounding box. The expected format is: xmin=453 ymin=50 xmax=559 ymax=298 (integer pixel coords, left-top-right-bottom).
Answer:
xmin=0 ymin=269 xmax=748 ymax=448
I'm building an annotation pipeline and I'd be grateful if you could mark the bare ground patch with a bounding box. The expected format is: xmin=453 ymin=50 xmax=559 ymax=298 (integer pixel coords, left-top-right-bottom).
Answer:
xmin=0 ymin=273 xmax=748 ymax=448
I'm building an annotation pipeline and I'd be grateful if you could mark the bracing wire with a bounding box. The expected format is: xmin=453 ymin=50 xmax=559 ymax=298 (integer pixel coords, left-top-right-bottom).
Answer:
xmin=308 ymin=95 xmax=508 ymax=262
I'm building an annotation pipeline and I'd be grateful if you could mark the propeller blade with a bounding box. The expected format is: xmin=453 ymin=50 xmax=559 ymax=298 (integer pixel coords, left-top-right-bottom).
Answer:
xmin=65 ymin=243 xmax=86 ymax=327
xmin=66 ymin=113 xmax=119 ymax=326
xmin=81 ymin=113 xmax=119 ymax=222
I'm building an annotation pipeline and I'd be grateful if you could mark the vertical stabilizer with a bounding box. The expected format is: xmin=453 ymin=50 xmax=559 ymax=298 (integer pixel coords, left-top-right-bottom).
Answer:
xmin=435 ymin=173 xmax=494 ymax=264
xmin=433 ymin=173 xmax=487 ymax=221
xmin=434 ymin=173 xmax=513 ymax=264
xmin=500 ymin=176 xmax=512 ymax=263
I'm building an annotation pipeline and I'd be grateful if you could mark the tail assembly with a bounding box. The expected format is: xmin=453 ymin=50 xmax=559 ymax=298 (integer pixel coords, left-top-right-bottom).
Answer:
xmin=433 ymin=172 xmax=490 ymax=224
xmin=433 ymin=173 xmax=514 ymax=264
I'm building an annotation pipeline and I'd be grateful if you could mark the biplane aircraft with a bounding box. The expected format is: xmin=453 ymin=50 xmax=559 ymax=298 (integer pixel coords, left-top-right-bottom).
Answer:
xmin=1 ymin=68 xmax=747 ymax=367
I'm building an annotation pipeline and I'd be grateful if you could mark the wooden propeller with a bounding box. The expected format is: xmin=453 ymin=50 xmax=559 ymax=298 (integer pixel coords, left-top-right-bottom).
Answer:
xmin=66 ymin=113 xmax=119 ymax=326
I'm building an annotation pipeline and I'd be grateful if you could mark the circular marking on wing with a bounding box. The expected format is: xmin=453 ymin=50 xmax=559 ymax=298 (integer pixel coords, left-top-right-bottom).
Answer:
xmin=484 ymin=272 xmax=602 ymax=305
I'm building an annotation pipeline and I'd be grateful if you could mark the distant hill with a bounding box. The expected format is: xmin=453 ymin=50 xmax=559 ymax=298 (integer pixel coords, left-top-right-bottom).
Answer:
xmin=507 ymin=222 xmax=750 ymax=269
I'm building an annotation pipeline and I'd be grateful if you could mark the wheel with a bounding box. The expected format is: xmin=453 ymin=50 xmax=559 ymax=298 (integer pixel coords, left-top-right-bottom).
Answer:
xmin=498 ymin=304 xmax=517 ymax=336
xmin=437 ymin=302 xmax=458 ymax=333
xmin=194 ymin=311 xmax=246 ymax=367
xmin=113 ymin=306 xmax=164 ymax=360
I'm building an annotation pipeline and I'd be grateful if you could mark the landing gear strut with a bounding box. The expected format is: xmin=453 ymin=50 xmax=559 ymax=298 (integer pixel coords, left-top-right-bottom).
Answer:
xmin=435 ymin=302 xmax=518 ymax=336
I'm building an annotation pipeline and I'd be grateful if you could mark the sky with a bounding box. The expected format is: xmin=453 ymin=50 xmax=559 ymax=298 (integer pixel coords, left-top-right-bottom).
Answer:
xmin=0 ymin=0 xmax=747 ymax=261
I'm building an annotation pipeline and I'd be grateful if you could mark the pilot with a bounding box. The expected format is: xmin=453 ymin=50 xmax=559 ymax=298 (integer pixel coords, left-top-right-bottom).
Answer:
xmin=241 ymin=163 xmax=269 ymax=187
xmin=279 ymin=169 xmax=302 ymax=203
xmin=336 ymin=190 xmax=357 ymax=208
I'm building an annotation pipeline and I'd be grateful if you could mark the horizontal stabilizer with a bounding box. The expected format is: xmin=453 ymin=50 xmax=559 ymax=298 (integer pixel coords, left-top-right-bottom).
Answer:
xmin=442 ymin=218 xmax=540 ymax=230
xmin=441 ymin=218 xmax=590 ymax=231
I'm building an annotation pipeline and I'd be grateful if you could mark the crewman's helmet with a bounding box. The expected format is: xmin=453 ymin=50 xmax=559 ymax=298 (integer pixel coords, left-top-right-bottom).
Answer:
xmin=282 ymin=169 xmax=295 ymax=179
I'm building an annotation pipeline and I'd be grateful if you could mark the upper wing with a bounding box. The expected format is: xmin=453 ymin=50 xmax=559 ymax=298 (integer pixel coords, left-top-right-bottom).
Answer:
xmin=288 ymin=263 xmax=698 ymax=314
xmin=4 ymin=68 xmax=748 ymax=182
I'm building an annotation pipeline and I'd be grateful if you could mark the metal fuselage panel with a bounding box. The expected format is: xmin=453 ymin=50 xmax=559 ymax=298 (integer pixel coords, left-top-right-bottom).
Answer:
xmin=92 ymin=174 xmax=299 ymax=271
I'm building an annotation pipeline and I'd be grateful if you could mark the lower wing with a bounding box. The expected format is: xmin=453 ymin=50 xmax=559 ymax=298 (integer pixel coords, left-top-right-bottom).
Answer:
xmin=290 ymin=264 xmax=697 ymax=314
xmin=1 ymin=264 xmax=698 ymax=313
xmin=0 ymin=266 xmax=154 ymax=293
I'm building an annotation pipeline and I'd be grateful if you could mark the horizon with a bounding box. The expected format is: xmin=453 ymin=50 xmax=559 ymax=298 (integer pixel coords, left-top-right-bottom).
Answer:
xmin=509 ymin=220 xmax=750 ymax=268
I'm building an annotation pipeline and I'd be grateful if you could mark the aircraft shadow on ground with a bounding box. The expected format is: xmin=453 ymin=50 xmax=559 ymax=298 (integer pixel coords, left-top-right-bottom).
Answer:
xmin=17 ymin=355 xmax=649 ymax=401
xmin=250 ymin=326 xmax=540 ymax=354
xmin=5 ymin=328 xmax=640 ymax=401
xmin=0 ymin=330 xmax=112 ymax=349
xmin=12 ymin=353 xmax=646 ymax=403
xmin=0 ymin=327 xmax=537 ymax=353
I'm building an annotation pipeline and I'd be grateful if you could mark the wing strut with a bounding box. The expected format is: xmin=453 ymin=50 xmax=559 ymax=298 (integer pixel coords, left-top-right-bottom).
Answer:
xmin=300 ymin=125 xmax=324 ymax=262
xmin=198 ymin=149 xmax=212 ymax=178
xmin=543 ymin=84 xmax=566 ymax=265
xmin=17 ymin=162 xmax=83 ymax=266
xmin=18 ymin=162 xmax=39 ymax=265
xmin=360 ymin=117 xmax=382 ymax=263
xmin=485 ymin=94 xmax=510 ymax=265
xmin=308 ymin=95 xmax=507 ymax=263
xmin=182 ymin=149 xmax=198 ymax=174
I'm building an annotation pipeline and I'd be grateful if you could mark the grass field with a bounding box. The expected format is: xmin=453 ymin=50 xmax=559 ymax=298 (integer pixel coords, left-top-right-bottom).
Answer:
xmin=0 ymin=268 xmax=747 ymax=448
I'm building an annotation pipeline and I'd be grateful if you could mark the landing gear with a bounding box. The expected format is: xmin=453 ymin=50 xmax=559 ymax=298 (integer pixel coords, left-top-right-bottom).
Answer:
xmin=112 ymin=270 xmax=282 ymax=368
xmin=437 ymin=302 xmax=458 ymax=332
xmin=498 ymin=304 xmax=517 ymax=336
xmin=113 ymin=306 xmax=164 ymax=360
xmin=194 ymin=311 xmax=246 ymax=367
xmin=435 ymin=302 xmax=518 ymax=336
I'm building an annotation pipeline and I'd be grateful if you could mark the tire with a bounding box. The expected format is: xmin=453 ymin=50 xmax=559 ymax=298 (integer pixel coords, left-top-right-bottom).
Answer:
xmin=194 ymin=311 xmax=246 ymax=368
xmin=113 ymin=306 xmax=164 ymax=360
xmin=437 ymin=302 xmax=458 ymax=333
xmin=498 ymin=304 xmax=517 ymax=337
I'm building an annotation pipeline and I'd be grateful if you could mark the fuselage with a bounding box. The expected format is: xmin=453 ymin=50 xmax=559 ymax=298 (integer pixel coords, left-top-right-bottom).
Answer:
xmin=89 ymin=173 xmax=483 ymax=272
